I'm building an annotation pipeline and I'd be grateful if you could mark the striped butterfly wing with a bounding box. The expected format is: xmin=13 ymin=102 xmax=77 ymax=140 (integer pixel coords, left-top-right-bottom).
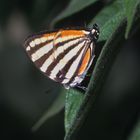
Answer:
xmin=24 ymin=29 xmax=94 ymax=88
xmin=66 ymin=41 xmax=95 ymax=88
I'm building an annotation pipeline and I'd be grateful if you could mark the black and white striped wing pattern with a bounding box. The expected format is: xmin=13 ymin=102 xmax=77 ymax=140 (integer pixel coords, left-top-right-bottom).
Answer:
xmin=24 ymin=26 xmax=99 ymax=89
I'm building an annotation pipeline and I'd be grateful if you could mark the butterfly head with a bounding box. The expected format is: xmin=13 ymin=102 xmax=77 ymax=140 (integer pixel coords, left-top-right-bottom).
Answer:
xmin=90 ymin=23 xmax=99 ymax=41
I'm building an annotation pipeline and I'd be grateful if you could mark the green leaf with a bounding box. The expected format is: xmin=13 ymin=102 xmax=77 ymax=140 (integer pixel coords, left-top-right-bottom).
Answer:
xmin=65 ymin=89 xmax=84 ymax=133
xmin=32 ymin=90 xmax=65 ymax=132
xmin=89 ymin=0 xmax=125 ymax=41
xmin=124 ymin=0 xmax=140 ymax=38
xmin=128 ymin=118 xmax=140 ymax=140
xmin=64 ymin=1 xmax=127 ymax=139
xmin=64 ymin=18 xmax=126 ymax=140
xmin=52 ymin=0 xmax=98 ymax=26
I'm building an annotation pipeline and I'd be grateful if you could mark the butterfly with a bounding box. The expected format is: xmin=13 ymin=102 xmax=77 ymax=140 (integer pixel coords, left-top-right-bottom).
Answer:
xmin=24 ymin=24 xmax=99 ymax=89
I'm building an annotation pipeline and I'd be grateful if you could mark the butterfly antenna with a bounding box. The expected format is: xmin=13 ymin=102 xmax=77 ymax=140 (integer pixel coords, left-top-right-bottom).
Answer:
xmin=84 ymin=21 xmax=87 ymax=28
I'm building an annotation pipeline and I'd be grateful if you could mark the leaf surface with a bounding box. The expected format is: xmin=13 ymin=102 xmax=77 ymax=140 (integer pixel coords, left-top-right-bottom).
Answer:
xmin=124 ymin=0 xmax=140 ymax=38
xmin=32 ymin=90 xmax=65 ymax=131
xmin=52 ymin=0 xmax=98 ymax=26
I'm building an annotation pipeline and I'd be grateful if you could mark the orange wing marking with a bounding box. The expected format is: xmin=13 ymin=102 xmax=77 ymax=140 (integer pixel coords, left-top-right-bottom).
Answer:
xmin=78 ymin=48 xmax=91 ymax=75
xmin=61 ymin=30 xmax=85 ymax=38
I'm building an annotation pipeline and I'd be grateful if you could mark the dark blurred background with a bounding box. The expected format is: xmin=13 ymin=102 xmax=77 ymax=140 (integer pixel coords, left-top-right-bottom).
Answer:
xmin=0 ymin=0 xmax=140 ymax=140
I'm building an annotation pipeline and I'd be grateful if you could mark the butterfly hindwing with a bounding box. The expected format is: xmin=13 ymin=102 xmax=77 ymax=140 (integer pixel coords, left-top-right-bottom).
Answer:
xmin=55 ymin=38 xmax=89 ymax=85
xmin=62 ymin=41 xmax=95 ymax=87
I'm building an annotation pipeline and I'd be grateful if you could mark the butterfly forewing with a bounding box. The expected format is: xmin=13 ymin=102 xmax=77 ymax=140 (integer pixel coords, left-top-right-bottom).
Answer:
xmin=25 ymin=30 xmax=88 ymax=81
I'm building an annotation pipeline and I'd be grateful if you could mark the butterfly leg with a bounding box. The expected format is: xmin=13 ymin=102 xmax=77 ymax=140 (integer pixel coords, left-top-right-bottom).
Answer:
xmin=76 ymin=85 xmax=87 ymax=91
xmin=85 ymin=74 xmax=91 ymax=77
